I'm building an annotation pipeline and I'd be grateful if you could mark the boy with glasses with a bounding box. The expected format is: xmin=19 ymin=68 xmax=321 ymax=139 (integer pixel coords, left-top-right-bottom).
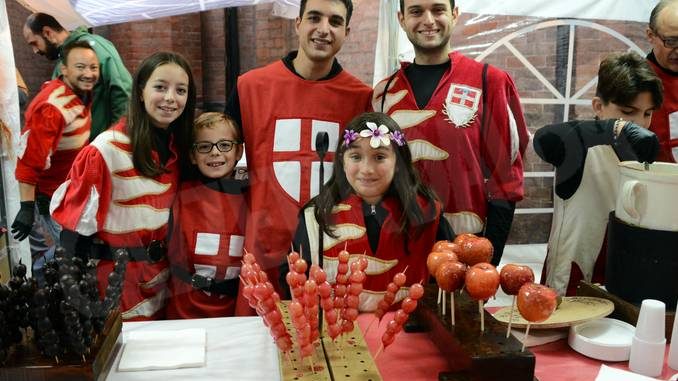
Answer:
xmin=647 ymin=0 xmax=678 ymax=162
xmin=166 ymin=112 xmax=250 ymax=318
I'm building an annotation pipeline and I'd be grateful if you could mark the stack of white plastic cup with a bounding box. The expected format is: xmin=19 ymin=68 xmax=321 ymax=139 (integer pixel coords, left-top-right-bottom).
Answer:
xmin=668 ymin=298 xmax=678 ymax=370
xmin=629 ymin=299 xmax=666 ymax=377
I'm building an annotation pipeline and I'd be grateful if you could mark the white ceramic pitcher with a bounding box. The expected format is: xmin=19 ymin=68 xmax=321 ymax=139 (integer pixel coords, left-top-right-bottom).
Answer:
xmin=615 ymin=161 xmax=678 ymax=232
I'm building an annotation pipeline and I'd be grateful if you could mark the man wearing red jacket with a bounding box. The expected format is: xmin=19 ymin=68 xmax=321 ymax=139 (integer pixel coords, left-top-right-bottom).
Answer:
xmin=373 ymin=0 xmax=530 ymax=265
xmin=12 ymin=40 xmax=98 ymax=282
xmin=226 ymin=0 xmax=372 ymax=280
xmin=646 ymin=0 xmax=678 ymax=162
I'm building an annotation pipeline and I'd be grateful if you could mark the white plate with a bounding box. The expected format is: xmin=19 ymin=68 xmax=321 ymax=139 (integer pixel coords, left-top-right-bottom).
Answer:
xmin=568 ymin=318 xmax=635 ymax=361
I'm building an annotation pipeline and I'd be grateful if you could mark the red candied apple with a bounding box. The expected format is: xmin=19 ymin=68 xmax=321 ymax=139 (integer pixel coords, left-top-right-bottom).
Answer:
xmin=500 ymin=264 xmax=535 ymax=295
xmin=457 ymin=237 xmax=494 ymax=266
xmin=435 ymin=261 xmax=467 ymax=292
xmin=464 ymin=262 xmax=500 ymax=300
xmin=426 ymin=251 xmax=458 ymax=275
xmin=517 ymin=283 xmax=558 ymax=323
xmin=453 ymin=233 xmax=478 ymax=247
xmin=432 ymin=240 xmax=459 ymax=254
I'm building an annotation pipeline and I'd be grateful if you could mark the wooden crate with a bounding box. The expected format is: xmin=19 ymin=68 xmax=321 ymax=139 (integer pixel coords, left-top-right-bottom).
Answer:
xmin=414 ymin=284 xmax=537 ymax=381
xmin=278 ymin=302 xmax=382 ymax=381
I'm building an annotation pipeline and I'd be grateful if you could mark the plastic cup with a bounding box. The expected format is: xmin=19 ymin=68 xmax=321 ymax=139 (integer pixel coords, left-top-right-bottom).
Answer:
xmin=634 ymin=299 xmax=666 ymax=343
xmin=629 ymin=299 xmax=666 ymax=377
xmin=668 ymin=298 xmax=678 ymax=370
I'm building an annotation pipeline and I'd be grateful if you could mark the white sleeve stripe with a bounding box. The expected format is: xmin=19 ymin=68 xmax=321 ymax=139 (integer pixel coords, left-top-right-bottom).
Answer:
xmin=507 ymin=104 xmax=520 ymax=163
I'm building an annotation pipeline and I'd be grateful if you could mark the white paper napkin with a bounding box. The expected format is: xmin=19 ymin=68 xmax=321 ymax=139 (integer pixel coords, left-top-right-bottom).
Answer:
xmin=595 ymin=365 xmax=661 ymax=381
xmin=118 ymin=328 xmax=206 ymax=372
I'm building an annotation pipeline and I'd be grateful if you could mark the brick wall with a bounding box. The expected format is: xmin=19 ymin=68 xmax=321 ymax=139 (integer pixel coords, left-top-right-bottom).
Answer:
xmin=102 ymin=14 xmax=205 ymax=106
xmin=7 ymin=2 xmax=55 ymax=104
xmin=236 ymin=0 xmax=378 ymax=85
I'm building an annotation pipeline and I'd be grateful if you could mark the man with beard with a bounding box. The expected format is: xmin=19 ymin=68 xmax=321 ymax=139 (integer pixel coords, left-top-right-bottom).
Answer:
xmin=12 ymin=41 xmax=99 ymax=283
xmin=23 ymin=12 xmax=131 ymax=140
xmin=373 ymin=0 xmax=530 ymax=265
xmin=225 ymin=0 xmax=372 ymax=288
xmin=646 ymin=0 xmax=678 ymax=162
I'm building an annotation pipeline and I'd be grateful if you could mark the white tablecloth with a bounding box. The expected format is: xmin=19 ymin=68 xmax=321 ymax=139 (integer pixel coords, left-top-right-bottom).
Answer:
xmin=104 ymin=316 xmax=280 ymax=381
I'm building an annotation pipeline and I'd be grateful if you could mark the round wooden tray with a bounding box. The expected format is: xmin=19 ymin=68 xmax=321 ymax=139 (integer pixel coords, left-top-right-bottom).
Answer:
xmin=492 ymin=296 xmax=614 ymax=329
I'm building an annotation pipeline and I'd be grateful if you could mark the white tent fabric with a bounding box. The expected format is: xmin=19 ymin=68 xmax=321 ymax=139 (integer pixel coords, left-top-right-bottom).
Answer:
xmin=459 ymin=0 xmax=659 ymax=23
xmin=17 ymin=0 xmax=301 ymax=29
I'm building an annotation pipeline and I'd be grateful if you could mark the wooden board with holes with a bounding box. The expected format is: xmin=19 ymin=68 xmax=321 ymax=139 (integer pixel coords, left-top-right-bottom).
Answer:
xmin=278 ymin=301 xmax=382 ymax=381
xmin=492 ymin=296 xmax=614 ymax=329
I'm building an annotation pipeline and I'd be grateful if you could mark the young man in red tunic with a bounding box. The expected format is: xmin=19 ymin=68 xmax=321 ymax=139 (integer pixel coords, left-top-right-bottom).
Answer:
xmin=226 ymin=0 xmax=372 ymax=283
xmin=373 ymin=0 xmax=530 ymax=265
xmin=12 ymin=41 xmax=98 ymax=283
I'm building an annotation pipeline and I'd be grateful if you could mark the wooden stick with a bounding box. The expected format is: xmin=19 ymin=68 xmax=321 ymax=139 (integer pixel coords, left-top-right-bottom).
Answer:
xmin=479 ymin=300 xmax=485 ymax=333
xmin=373 ymin=344 xmax=384 ymax=361
xmin=402 ymin=265 xmax=409 ymax=275
xmin=437 ymin=287 xmax=442 ymax=305
xmin=506 ymin=295 xmax=516 ymax=338
xmin=309 ymin=357 xmax=316 ymax=374
xmin=522 ymin=323 xmax=531 ymax=352
xmin=364 ymin=316 xmax=376 ymax=336
xmin=442 ymin=288 xmax=446 ymax=316
xmin=450 ymin=291 xmax=455 ymax=326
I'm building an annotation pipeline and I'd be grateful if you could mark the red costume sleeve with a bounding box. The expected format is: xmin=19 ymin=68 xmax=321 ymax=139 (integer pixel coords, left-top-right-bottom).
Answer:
xmin=51 ymin=145 xmax=111 ymax=235
xmin=482 ymin=69 xmax=530 ymax=202
xmin=15 ymin=105 xmax=64 ymax=185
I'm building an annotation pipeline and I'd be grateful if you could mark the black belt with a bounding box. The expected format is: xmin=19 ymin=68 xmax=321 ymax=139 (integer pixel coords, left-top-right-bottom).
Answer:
xmin=171 ymin=265 xmax=239 ymax=297
xmin=90 ymin=240 xmax=167 ymax=263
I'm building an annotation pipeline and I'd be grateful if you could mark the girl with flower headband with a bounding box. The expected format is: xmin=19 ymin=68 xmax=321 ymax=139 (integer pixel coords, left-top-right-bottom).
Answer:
xmin=283 ymin=112 xmax=454 ymax=311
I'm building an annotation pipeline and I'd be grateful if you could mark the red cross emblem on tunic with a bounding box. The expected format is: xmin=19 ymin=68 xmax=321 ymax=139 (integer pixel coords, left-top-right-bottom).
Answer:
xmin=271 ymin=118 xmax=340 ymax=204
xmin=451 ymin=86 xmax=480 ymax=109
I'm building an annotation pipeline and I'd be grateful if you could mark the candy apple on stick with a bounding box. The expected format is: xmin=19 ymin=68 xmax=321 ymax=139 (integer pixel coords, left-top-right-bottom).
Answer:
xmin=465 ymin=262 xmax=500 ymax=332
xmin=435 ymin=261 xmax=466 ymax=326
xmin=516 ymin=283 xmax=558 ymax=351
xmin=499 ymin=264 xmax=535 ymax=338
xmin=457 ymin=237 xmax=494 ymax=266
xmin=426 ymin=250 xmax=458 ymax=306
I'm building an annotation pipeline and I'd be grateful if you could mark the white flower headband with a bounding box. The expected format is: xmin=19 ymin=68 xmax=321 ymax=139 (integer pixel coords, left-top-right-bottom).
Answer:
xmin=343 ymin=122 xmax=405 ymax=149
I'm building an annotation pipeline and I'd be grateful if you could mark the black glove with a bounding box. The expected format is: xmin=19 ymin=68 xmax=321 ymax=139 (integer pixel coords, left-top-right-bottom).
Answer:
xmin=11 ymin=201 xmax=35 ymax=241
xmin=618 ymin=121 xmax=660 ymax=163
xmin=484 ymin=199 xmax=516 ymax=266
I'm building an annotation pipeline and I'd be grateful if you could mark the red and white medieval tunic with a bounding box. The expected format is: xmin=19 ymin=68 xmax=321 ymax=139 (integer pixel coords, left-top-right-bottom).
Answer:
xmin=50 ymin=120 xmax=177 ymax=321
xmin=373 ymin=52 xmax=530 ymax=234
xmin=648 ymin=58 xmax=678 ymax=163
xmin=301 ymin=194 xmax=441 ymax=312
xmin=16 ymin=79 xmax=91 ymax=197
xmin=166 ymin=178 xmax=250 ymax=318
xmin=237 ymin=61 xmax=372 ymax=271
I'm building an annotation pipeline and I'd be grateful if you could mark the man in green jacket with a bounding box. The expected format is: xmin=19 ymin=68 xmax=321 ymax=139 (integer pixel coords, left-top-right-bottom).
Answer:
xmin=23 ymin=12 xmax=132 ymax=139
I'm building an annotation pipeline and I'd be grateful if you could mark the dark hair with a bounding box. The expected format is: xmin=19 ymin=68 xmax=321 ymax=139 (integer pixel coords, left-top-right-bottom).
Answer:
xmin=127 ymin=52 xmax=196 ymax=179
xmin=399 ymin=0 xmax=455 ymax=12
xmin=25 ymin=13 xmax=66 ymax=34
xmin=299 ymin=0 xmax=354 ymax=25
xmin=61 ymin=40 xmax=95 ymax=65
xmin=649 ymin=0 xmax=678 ymax=31
xmin=313 ymin=112 xmax=439 ymax=238
xmin=596 ymin=52 xmax=663 ymax=108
